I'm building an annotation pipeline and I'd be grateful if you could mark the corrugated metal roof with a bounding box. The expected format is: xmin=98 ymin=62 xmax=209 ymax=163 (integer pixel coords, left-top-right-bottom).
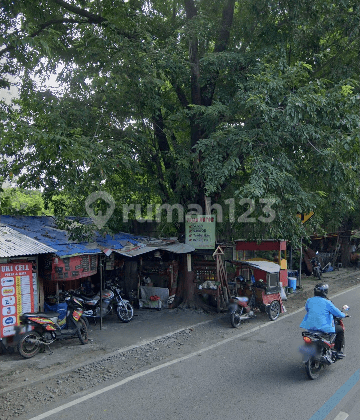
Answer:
xmin=159 ymin=242 xmax=195 ymax=254
xmin=104 ymin=236 xmax=195 ymax=257
xmin=101 ymin=241 xmax=195 ymax=257
xmin=0 ymin=225 xmax=56 ymax=257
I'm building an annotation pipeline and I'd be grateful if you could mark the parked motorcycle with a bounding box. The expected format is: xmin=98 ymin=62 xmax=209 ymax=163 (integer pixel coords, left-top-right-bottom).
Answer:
xmin=299 ymin=306 xmax=350 ymax=379
xmin=311 ymin=252 xmax=322 ymax=279
xmin=228 ymin=276 xmax=284 ymax=328
xmin=17 ymin=293 xmax=88 ymax=359
xmin=228 ymin=294 xmax=256 ymax=328
xmin=75 ymin=283 xmax=134 ymax=323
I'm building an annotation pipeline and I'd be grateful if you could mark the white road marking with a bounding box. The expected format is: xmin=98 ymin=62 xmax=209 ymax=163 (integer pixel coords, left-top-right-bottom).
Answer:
xmin=27 ymin=318 xmax=277 ymax=419
xmin=27 ymin=284 xmax=360 ymax=420
xmin=333 ymin=412 xmax=349 ymax=420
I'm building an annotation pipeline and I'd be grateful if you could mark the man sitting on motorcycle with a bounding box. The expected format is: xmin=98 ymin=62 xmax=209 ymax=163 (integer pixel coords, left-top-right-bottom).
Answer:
xmin=300 ymin=283 xmax=347 ymax=358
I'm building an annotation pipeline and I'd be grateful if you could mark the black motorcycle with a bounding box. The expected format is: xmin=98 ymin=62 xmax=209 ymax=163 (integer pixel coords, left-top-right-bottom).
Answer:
xmin=299 ymin=306 xmax=350 ymax=379
xmin=75 ymin=284 xmax=134 ymax=323
xmin=17 ymin=293 xmax=88 ymax=359
xmin=311 ymin=253 xmax=322 ymax=279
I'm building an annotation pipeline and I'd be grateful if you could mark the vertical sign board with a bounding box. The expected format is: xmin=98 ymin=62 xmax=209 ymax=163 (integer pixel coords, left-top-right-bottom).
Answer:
xmin=185 ymin=215 xmax=216 ymax=249
xmin=0 ymin=263 xmax=34 ymax=338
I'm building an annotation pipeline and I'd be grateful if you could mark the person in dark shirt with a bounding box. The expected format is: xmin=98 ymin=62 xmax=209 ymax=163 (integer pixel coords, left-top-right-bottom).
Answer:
xmin=81 ymin=277 xmax=96 ymax=296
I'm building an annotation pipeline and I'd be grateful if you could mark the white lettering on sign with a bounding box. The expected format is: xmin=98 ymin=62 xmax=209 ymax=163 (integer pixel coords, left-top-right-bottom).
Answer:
xmin=15 ymin=265 xmax=30 ymax=271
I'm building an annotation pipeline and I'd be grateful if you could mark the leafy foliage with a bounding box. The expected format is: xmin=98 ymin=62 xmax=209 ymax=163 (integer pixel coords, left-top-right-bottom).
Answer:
xmin=0 ymin=0 xmax=359 ymax=244
xmin=0 ymin=187 xmax=52 ymax=215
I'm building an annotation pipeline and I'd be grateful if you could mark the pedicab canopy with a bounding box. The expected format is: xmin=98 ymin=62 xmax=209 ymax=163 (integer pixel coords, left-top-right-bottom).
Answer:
xmin=234 ymin=240 xmax=288 ymax=287
xmin=238 ymin=260 xmax=280 ymax=273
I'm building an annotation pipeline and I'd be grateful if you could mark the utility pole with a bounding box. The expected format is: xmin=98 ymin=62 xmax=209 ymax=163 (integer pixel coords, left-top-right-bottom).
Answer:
xmin=100 ymin=255 xmax=103 ymax=330
xmin=299 ymin=238 xmax=302 ymax=288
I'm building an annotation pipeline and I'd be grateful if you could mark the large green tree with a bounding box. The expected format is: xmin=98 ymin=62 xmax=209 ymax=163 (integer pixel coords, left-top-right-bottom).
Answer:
xmin=0 ymin=0 xmax=359 ymax=243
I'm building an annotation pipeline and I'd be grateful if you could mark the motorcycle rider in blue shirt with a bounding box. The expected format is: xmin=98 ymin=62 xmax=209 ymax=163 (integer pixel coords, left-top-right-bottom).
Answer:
xmin=300 ymin=283 xmax=347 ymax=358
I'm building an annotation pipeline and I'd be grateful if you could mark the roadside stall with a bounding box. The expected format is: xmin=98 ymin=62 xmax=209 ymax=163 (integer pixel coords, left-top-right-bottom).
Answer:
xmin=107 ymin=239 xmax=195 ymax=310
xmin=192 ymin=246 xmax=231 ymax=312
xmin=138 ymin=251 xmax=179 ymax=310
xmin=234 ymin=239 xmax=289 ymax=287
xmin=0 ymin=225 xmax=56 ymax=351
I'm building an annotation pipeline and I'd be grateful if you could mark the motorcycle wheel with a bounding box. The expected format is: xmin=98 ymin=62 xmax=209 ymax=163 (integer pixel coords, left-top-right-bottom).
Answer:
xmin=18 ymin=331 xmax=41 ymax=359
xmin=77 ymin=317 xmax=89 ymax=345
xmin=268 ymin=300 xmax=281 ymax=321
xmin=82 ymin=315 xmax=90 ymax=330
xmin=116 ymin=302 xmax=134 ymax=323
xmin=305 ymin=357 xmax=322 ymax=380
xmin=230 ymin=307 xmax=243 ymax=328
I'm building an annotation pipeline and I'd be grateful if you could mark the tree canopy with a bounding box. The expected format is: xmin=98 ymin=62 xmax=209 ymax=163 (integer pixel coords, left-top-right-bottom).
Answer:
xmin=0 ymin=0 xmax=359 ymax=244
xmin=0 ymin=186 xmax=52 ymax=215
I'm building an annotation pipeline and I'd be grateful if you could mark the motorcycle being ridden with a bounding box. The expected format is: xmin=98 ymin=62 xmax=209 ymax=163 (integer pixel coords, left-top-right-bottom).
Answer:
xmin=311 ymin=252 xmax=322 ymax=279
xmin=17 ymin=293 xmax=88 ymax=359
xmin=74 ymin=282 xmax=134 ymax=323
xmin=299 ymin=283 xmax=349 ymax=379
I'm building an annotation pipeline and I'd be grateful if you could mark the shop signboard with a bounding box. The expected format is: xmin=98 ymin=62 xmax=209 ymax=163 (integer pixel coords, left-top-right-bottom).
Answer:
xmin=51 ymin=254 xmax=98 ymax=281
xmin=185 ymin=215 xmax=216 ymax=249
xmin=0 ymin=262 xmax=34 ymax=338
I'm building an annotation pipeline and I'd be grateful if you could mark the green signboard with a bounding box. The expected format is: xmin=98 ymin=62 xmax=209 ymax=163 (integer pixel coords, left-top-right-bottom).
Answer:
xmin=185 ymin=215 xmax=216 ymax=249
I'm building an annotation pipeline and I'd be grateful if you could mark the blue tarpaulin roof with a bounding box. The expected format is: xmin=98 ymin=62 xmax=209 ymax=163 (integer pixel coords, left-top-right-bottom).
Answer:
xmin=0 ymin=216 xmax=142 ymax=258
xmin=0 ymin=216 xmax=194 ymax=258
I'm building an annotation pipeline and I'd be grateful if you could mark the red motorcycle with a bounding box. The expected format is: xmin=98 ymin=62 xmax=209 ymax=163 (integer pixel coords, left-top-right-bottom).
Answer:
xmin=228 ymin=278 xmax=286 ymax=328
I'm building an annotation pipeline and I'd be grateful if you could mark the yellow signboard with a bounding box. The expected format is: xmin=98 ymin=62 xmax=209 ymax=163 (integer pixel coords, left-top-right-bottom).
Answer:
xmin=297 ymin=212 xmax=314 ymax=224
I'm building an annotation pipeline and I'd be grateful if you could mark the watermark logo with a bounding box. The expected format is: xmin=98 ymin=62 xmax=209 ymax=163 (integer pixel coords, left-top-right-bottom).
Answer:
xmin=121 ymin=198 xmax=276 ymax=224
xmin=85 ymin=191 xmax=115 ymax=229
xmin=85 ymin=192 xmax=276 ymax=226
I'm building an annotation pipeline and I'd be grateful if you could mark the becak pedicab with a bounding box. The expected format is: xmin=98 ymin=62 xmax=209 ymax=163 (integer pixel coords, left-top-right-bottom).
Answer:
xmin=228 ymin=260 xmax=286 ymax=328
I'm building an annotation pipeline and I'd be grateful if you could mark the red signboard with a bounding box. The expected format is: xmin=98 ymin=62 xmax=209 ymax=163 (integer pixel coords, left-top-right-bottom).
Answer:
xmin=235 ymin=240 xmax=287 ymax=251
xmin=51 ymin=254 xmax=98 ymax=281
xmin=1 ymin=262 xmax=34 ymax=338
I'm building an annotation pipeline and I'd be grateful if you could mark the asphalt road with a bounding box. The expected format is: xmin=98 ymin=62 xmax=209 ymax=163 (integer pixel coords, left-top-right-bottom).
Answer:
xmin=20 ymin=287 xmax=360 ymax=420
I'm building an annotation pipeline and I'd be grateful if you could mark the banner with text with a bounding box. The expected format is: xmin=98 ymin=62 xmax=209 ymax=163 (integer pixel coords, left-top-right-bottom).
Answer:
xmin=51 ymin=254 xmax=98 ymax=281
xmin=0 ymin=262 xmax=34 ymax=338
